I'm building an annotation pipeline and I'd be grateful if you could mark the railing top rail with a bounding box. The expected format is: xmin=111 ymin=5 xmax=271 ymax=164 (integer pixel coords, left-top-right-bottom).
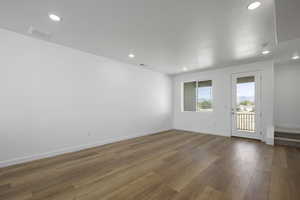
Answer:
xmin=236 ymin=112 xmax=255 ymax=114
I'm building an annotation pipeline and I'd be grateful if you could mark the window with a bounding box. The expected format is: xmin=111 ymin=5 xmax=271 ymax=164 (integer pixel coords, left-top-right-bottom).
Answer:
xmin=197 ymin=80 xmax=213 ymax=111
xmin=183 ymin=80 xmax=213 ymax=112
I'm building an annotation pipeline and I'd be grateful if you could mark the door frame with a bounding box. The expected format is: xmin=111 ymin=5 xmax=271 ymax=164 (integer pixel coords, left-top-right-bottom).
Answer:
xmin=231 ymin=71 xmax=262 ymax=140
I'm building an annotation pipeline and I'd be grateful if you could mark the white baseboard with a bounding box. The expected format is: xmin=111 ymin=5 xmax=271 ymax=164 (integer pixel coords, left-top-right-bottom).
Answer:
xmin=266 ymin=137 xmax=274 ymax=146
xmin=0 ymin=129 xmax=171 ymax=168
xmin=265 ymin=126 xmax=274 ymax=146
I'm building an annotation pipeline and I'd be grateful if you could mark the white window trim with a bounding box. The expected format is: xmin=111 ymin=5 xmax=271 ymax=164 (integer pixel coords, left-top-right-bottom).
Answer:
xmin=182 ymin=79 xmax=214 ymax=112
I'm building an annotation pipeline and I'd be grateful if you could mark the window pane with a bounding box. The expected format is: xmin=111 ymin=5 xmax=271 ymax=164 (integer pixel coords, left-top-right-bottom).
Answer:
xmin=197 ymin=80 xmax=212 ymax=111
xmin=236 ymin=76 xmax=255 ymax=132
xmin=183 ymin=81 xmax=196 ymax=111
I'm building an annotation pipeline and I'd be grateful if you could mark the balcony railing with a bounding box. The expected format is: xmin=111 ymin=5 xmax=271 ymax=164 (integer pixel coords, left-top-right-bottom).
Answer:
xmin=237 ymin=112 xmax=255 ymax=132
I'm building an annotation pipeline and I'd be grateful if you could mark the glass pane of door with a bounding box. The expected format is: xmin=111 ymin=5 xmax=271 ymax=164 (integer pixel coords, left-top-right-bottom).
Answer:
xmin=236 ymin=76 xmax=256 ymax=132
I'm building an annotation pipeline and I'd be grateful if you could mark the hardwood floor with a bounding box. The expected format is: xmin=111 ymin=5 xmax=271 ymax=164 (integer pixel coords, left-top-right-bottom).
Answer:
xmin=1 ymin=130 xmax=300 ymax=200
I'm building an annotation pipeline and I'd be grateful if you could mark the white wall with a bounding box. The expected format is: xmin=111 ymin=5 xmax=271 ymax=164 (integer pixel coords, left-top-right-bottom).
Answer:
xmin=274 ymin=62 xmax=300 ymax=130
xmin=0 ymin=29 xmax=172 ymax=167
xmin=172 ymin=61 xmax=274 ymax=143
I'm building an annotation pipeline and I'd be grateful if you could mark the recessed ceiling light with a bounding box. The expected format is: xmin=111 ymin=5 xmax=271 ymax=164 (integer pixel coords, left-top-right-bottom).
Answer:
xmin=183 ymin=67 xmax=188 ymax=71
xmin=248 ymin=1 xmax=261 ymax=10
xmin=128 ymin=53 xmax=135 ymax=58
xmin=262 ymin=50 xmax=271 ymax=55
xmin=292 ymin=55 xmax=300 ymax=60
xmin=49 ymin=13 xmax=62 ymax=22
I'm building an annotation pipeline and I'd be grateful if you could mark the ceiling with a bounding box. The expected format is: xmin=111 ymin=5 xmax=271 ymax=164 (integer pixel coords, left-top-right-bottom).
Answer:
xmin=0 ymin=0 xmax=298 ymax=74
xmin=275 ymin=0 xmax=300 ymax=42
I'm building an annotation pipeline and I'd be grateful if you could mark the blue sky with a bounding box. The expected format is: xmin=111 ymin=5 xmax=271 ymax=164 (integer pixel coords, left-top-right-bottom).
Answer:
xmin=197 ymin=87 xmax=212 ymax=100
xmin=237 ymin=82 xmax=255 ymax=97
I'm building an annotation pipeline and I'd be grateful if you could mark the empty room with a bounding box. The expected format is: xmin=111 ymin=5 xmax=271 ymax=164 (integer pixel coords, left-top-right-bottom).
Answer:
xmin=0 ymin=0 xmax=300 ymax=199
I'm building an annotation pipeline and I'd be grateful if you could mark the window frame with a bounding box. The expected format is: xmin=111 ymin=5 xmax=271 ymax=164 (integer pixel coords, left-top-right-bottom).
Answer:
xmin=182 ymin=79 xmax=214 ymax=112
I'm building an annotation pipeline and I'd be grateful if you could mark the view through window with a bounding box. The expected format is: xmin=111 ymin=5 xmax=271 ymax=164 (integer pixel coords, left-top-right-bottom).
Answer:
xmin=236 ymin=76 xmax=255 ymax=132
xmin=197 ymin=80 xmax=213 ymax=111
xmin=183 ymin=80 xmax=213 ymax=112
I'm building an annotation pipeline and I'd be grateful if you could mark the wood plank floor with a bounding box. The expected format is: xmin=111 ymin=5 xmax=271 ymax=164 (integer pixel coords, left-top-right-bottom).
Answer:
xmin=1 ymin=130 xmax=300 ymax=200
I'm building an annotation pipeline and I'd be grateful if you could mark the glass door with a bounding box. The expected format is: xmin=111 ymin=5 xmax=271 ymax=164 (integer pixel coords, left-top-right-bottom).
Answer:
xmin=231 ymin=72 xmax=261 ymax=140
